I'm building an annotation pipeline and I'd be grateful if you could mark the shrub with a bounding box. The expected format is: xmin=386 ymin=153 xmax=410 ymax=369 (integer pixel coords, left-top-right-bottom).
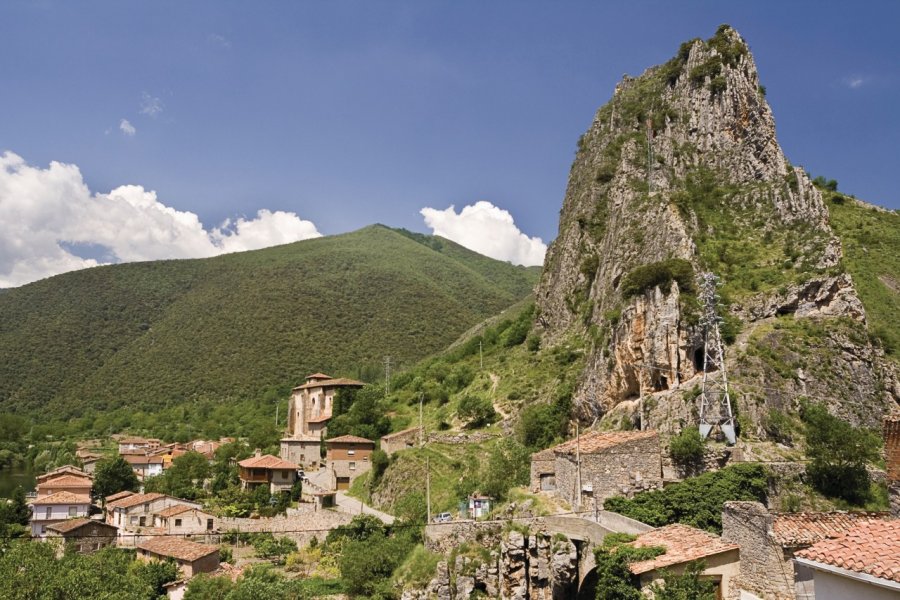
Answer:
xmin=620 ymin=259 xmax=695 ymax=299
xmin=668 ymin=427 xmax=705 ymax=466
xmin=457 ymin=395 xmax=497 ymax=429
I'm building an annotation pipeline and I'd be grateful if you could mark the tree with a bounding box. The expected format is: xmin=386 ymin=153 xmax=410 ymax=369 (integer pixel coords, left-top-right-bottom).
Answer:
xmin=93 ymin=456 xmax=139 ymax=502
xmin=649 ymin=561 xmax=717 ymax=600
xmin=668 ymin=428 xmax=705 ymax=467
xmin=145 ymin=451 xmax=210 ymax=499
xmin=801 ymin=403 xmax=880 ymax=504
xmin=130 ymin=558 xmax=180 ymax=597
xmin=457 ymin=395 xmax=497 ymax=429
xmin=479 ymin=438 xmax=531 ymax=501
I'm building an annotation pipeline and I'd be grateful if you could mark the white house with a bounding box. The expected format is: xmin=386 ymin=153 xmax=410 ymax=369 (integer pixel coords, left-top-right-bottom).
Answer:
xmin=28 ymin=491 xmax=92 ymax=538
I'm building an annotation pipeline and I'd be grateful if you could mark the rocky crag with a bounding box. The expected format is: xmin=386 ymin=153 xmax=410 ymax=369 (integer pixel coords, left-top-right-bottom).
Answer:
xmin=535 ymin=25 xmax=898 ymax=432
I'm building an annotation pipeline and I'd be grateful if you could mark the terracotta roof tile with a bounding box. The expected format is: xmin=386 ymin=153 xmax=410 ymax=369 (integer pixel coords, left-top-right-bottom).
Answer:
xmin=281 ymin=434 xmax=322 ymax=443
xmin=238 ymin=454 xmax=299 ymax=470
xmin=29 ymin=491 xmax=91 ymax=506
xmin=326 ymin=434 xmax=375 ymax=445
xmin=552 ymin=430 xmax=658 ymax=455
xmin=306 ymin=414 xmax=332 ymax=423
xmin=531 ymin=448 xmax=556 ymax=461
xmin=46 ymin=518 xmax=116 ymax=534
xmin=107 ymin=492 xmax=166 ymax=510
xmin=628 ymin=524 xmax=739 ymax=575
xmin=105 ymin=490 xmax=135 ymax=503
xmin=156 ymin=504 xmax=195 ymax=518
xmin=37 ymin=475 xmax=93 ymax=489
xmin=138 ymin=536 xmax=219 ymax=562
xmin=307 ymin=372 xmax=332 ymax=379
xmin=122 ymin=454 xmax=163 ymax=465
xmin=795 ymin=519 xmax=900 ymax=584
xmin=292 ymin=377 xmax=365 ymax=391
xmin=36 ymin=466 xmax=88 ymax=483
xmin=773 ymin=511 xmax=892 ymax=547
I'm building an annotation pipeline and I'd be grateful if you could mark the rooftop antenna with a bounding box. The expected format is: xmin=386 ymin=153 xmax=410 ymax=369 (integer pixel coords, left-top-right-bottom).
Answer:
xmin=697 ymin=272 xmax=737 ymax=444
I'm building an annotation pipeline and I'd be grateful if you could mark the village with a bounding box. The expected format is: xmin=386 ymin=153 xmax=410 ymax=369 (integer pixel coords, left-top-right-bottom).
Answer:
xmin=12 ymin=371 xmax=900 ymax=599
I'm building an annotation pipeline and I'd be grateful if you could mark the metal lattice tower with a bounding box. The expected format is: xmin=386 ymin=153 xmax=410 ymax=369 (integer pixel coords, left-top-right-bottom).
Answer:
xmin=697 ymin=273 xmax=737 ymax=444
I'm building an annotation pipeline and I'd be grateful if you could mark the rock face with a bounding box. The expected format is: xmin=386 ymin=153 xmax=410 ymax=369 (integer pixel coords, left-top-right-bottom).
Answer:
xmin=534 ymin=25 xmax=898 ymax=427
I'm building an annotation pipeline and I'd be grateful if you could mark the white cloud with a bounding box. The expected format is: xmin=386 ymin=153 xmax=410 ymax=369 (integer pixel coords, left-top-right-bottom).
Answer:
xmin=843 ymin=76 xmax=866 ymax=89
xmin=420 ymin=201 xmax=546 ymax=266
xmin=207 ymin=33 xmax=231 ymax=48
xmin=119 ymin=118 xmax=136 ymax=136
xmin=0 ymin=152 xmax=322 ymax=287
xmin=140 ymin=92 xmax=163 ymax=117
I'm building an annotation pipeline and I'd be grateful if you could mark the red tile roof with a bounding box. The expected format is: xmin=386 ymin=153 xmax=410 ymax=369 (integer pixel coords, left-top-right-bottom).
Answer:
xmin=326 ymin=434 xmax=375 ymax=445
xmin=107 ymin=492 xmax=166 ymax=510
xmin=36 ymin=465 xmax=89 ymax=483
xmin=306 ymin=372 xmax=332 ymax=380
xmin=105 ymin=490 xmax=135 ymax=503
xmin=306 ymin=414 xmax=332 ymax=423
xmin=238 ymin=454 xmax=299 ymax=470
xmin=551 ymin=430 xmax=658 ymax=455
xmin=292 ymin=377 xmax=365 ymax=391
xmin=46 ymin=518 xmax=116 ymax=534
xmin=795 ymin=519 xmax=900 ymax=584
xmin=156 ymin=504 xmax=195 ymax=518
xmin=138 ymin=536 xmax=219 ymax=562
xmin=628 ymin=524 xmax=739 ymax=575
xmin=122 ymin=454 xmax=163 ymax=465
xmin=29 ymin=491 xmax=91 ymax=506
xmin=37 ymin=475 xmax=93 ymax=489
xmin=773 ymin=511 xmax=892 ymax=547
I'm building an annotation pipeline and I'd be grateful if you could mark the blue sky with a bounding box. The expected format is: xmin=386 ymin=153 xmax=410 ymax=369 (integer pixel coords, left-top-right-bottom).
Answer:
xmin=1 ymin=1 xmax=898 ymax=285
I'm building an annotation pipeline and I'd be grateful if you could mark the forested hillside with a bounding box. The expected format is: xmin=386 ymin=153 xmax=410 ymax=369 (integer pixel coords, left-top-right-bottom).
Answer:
xmin=0 ymin=225 xmax=538 ymax=419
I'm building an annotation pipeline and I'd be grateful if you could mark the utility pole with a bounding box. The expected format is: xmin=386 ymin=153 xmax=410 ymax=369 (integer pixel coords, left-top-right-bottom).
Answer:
xmin=479 ymin=340 xmax=483 ymax=370
xmin=419 ymin=393 xmax=424 ymax=447
xmin=384 ymin=356 xmax=391 ymax=396
xmin=275 ymin=402 xmax=279 ymax=428
xmin=426 ymin=456 xmax=431 ymax=524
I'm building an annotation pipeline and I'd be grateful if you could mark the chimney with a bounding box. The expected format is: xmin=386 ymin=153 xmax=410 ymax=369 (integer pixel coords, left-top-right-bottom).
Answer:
xmin=885 ymin=414 xmax=900 ymax=517
xmin=254 ymin=449 xmax=262 ymax=458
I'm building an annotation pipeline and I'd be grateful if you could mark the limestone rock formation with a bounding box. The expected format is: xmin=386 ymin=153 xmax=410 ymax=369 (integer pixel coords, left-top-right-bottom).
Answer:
xmin=534 ymin=25 xmax=898 ymax=428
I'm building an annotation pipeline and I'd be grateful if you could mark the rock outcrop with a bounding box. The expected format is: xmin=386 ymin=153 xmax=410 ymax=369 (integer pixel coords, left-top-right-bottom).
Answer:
xmin=534 ymin=25 xmax=898 ymax=427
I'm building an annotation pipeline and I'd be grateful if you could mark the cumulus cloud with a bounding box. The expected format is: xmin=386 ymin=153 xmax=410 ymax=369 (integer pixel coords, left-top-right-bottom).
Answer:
xmin=119 ymin=118 xmax=136 ymax=136
xmin=842 ymin=75 xmax=867 ymax=89
xmin=207 ymin=33 xmax=231 ymax=48
xmin=0 ymin=152 xmax=322 ymax=287
xmin=140 ymin=92 xmax=163 ymax=117
xmin=420 ymin=201 xmax=546 ymax=266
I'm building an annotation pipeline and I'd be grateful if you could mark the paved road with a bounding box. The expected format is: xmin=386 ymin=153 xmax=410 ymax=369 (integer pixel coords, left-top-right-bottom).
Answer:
xmin=334 ymin=491 xmax=395 ymax=524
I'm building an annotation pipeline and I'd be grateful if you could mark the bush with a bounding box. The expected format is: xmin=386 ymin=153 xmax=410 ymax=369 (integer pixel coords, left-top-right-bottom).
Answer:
xmin=603 ymin=463 xmax=768 ymax=534
xmin=516 ymin=400 xmax=570 ymax=451
xmin=668 ymin=428 xmax=705 ymax=466
xmin=801 ymin=403 xmax=880 ymax=504
xmin=457 ymin=395 xmax=497 ymax=429
xmin=620 ymin=259 xmax=695 ymax=299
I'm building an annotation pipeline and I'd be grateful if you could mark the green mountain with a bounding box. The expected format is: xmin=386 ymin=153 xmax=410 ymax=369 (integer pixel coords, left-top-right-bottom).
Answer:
xmin=0 ymin=225 xmax=538 ymax=418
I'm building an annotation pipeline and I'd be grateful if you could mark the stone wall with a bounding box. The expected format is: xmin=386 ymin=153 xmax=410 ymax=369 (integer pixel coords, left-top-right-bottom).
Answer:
xmin=721 ymin=501 xmax=795 ymax=600
xmin=381 ymin=427 xmax=420 ymax=455
xmin=885 ymin=415 xmax=900 ymax=482
xmin=529 ymin=455 xmax=555 ymax=493
xmin=554 ymin=435 xmax=662 ymax=508
xmin=427 ymin=431 xmax=499 ymax=445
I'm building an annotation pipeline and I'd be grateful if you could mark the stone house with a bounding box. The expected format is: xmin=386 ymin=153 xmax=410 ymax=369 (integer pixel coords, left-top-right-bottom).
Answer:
xmin=721 ymin=501 xmax=893 ymax=600
xmin=285 ymin=373 xmax=365 ymax=439
xmin=136 ymin=536 xmax=220 ymax=579
xmin=380 ymin=427 xmax=420 ymax=455
xmin=45 ymin=518 xmax=118 ymax=553
xmin=35 ymin=465 xmax=89 ymax=485
xmin=625 ymin=524 xmax=740 ymax=598
xmin=122 ymin=454 xmax=164 ymax=479
xmin=28 ymin=492 xmax=92 ymax=537
xmin=794 ymin=519 xmax=900 ymax=599
xmin=885 ymin=414 xmax=900 ymax=517
xmin=155 ymin=504 xmax=217 ymax=535
xmin=326 ymin=435 xmax=374 ymax=490
xmin=529 ymin=448 xmax=556 ymax=492
xmin=279 ymin=434 xmax=322 ymax=469
xmin=237 ymin=453 xmax=299 ymax=494
xmin=117 ymin=437 xmax=158 ymax=454
xmin=105 ymin=492 xmax=201 ymax=531
xmin=540 ymin=429 xmax=662 ymax=508
xmin=36 ymin=473 xmax=92 ymax=499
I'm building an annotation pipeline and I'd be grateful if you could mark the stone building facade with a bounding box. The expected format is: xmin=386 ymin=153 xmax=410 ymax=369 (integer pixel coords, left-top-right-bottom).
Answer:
xmin=721 ymin=501 xmax=893 ymax=600
xmin=545 ymin=430 xmax=662 ymax=508
xmin=279 ymin=435 xmax=322 ymax=469
xmin=885 ymin=414 xmax=900 ymax=517
xmin=381 ymin=427 xmax=420 ymax=455
xmin=529 ymin=449 xmax=556 ymax=493
xmin=285 ymin=373 xmax=364 ymax=439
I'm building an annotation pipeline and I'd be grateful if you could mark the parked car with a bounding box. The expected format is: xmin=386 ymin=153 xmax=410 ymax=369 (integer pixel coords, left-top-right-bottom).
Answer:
xmin=433 ymin=512 xmax=452 ymax=523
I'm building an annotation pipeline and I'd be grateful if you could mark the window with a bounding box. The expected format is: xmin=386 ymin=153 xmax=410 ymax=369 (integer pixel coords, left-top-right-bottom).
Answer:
xmin=206 ymin=519 xmax=213 ymax=531
xmin=174 ymin=519 xmax=182 ymax=527
xmin=139 ymin=516 xmax=146 ymax=527
xmin=45 ymin=507 xmax=52 ymax=519
xmin=349 ymin=461 xmax=356 ymax=471
xmin=68 ymin=506 xmax=78 ymax=517
xmin=348 ymin=450 xmax=355 ymax=456
xmin=40 ymin=525 xmax=45 ymax=534
xmin=130 ymin=516 xmax=138 ymax=525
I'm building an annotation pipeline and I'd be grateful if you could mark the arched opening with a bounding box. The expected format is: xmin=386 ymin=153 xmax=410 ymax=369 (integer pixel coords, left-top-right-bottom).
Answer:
xmin=577 ymin=567 xmax=599 ymax=600
xmin=653 ymin=375 xmax=668 ymax=391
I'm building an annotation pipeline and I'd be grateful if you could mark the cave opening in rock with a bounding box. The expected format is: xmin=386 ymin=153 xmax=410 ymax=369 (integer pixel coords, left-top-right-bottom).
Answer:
xmin=693 ymin=347 xmax=705 ymax=372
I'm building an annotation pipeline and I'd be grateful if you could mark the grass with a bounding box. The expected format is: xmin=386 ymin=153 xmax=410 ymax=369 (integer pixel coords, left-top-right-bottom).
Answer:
xmin=827 ymin=196 xmax=900 ymax=360
xmin=0 ymin=225 xmax=538 ymax=428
